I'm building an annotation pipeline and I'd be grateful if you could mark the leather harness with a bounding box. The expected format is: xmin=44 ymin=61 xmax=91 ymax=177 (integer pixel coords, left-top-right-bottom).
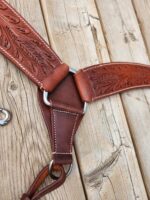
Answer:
xmin=0 ymin=1 xmax=150 ymax=199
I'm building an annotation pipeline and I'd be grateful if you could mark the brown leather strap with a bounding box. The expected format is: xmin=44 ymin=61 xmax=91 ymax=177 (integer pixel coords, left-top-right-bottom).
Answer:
xmin=0 ymin=0 xmax=69 ymax=92
xmin=38 ymin=72 xmax=84 ymax=165
xmin=2 ymin=1 xmax=150 ymax=200
xmin=21 ymin=165 xmax=66 ymax=200
xmin=75 ymin=62 xmax=150 ymax=102
xmin=0 ymin=0 xmax=83 ymax=198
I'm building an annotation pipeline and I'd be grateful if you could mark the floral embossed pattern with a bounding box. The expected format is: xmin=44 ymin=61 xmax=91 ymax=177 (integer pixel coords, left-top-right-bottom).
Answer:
xmin=85 ymin=63 xmax=150 ymax=99
xmin=0 ymin=1 xmax=62 ymax=86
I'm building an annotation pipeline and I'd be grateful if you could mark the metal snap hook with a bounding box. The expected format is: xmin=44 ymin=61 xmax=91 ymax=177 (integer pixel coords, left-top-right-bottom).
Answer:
xmin=0 ymin=108 xmax=11 ymax=126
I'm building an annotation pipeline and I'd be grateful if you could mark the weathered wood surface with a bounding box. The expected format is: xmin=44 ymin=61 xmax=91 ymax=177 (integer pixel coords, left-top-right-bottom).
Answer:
xmin=95 ymin=0 xmax=150 ymax=198
xmin=0 ymin=0 xmax=150 ymax=199
xmin=0 ymin=1 xmax=85 ymax=200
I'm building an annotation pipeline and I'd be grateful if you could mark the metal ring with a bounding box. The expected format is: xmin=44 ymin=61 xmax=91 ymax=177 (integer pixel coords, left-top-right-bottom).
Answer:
xmin=49 ymin=160 xmax=73 ymax=180
xmin=43 ymin=67 xmax=88 ymax=114
xmin=0 ymin=108 xmax=11 ymax=126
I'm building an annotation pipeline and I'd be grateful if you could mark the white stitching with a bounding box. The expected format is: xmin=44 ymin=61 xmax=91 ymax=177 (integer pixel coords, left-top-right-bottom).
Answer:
xmin=84 ymin=63 xmax=114 ymax=72
xmin=70 ymin=114 xmax=78 ymax=152
xmin=83 ymin=62 xmax=150 ymax=101
xmin=52 ymin=109 xmax=79 ymax=153
xmin=0 ymin=46 xmax=43 ymax=86
xmin=52 ymin=152 xmax=72 ymax=155
xmin=52 ymin=101 xmax=83 ymax=114
xmin=52 ymin=110 xmax=57 ymax=152
xmin=53 ymin=109 xmax=78 ymax=116
xmin=3 ymin=0 xmax=62 ymax=63
xmin=1 ymin=0 xmax=64 ymax=87
xmin=83 ymin=62 xmax=150 ymax=72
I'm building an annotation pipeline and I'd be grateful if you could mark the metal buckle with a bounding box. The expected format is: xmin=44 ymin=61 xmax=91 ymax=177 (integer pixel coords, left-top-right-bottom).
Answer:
xmin=43 ymin=68 xmax=88 ymax=114
xmin=0 ymin=108 xmax=11 ymax=126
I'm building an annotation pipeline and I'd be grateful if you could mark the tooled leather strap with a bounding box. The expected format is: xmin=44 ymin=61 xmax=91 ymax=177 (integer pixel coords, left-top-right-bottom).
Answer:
xmin=0 ymin=0 xmax=69 ymax=198
xmin=0 ymin=0 xmax=69 ymax=92
xmin=74 ymin=62 xmax=150 ymax=102
xmin=49 ymin=62 xmax=150 ymax=165
xmin=2 ymin=1 xmax=150 ymax=200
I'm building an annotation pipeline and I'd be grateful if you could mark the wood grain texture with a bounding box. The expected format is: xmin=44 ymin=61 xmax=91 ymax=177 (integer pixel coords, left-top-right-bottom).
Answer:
xmin=0 ymin=1 xmax=85 ymax=200
xmin=131 ymin=0 xmax=150 ymax=195
xmin=41 ymin=0 xmax=148 ymax=199
xmin=96 ymin=0 xmax=150 ymax=198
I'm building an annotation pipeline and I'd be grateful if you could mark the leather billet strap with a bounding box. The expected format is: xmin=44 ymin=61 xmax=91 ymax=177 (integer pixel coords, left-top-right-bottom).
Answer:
xmin=0 ymin=0 xmax=69 ymax=92
xmin=75 ymin=62 xmax=150 ymax=102
xmin=1 ymin=0 xmax=150 ymax=200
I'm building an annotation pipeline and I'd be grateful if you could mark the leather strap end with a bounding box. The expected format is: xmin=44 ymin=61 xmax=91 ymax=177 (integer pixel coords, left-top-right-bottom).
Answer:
xmin=53 ymin=153 xmax=72 ymax=165
xmin=74 ymin=70 xmax=93 ymax=102
xmin=21 ymin=165 xmax=66 ymax=200
xmin=42 ymin=64 xmax=69 ymax=92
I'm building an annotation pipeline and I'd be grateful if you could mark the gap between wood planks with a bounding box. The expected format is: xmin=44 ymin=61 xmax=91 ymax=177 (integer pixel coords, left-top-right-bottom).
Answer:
xmin=40 ymin=0 xmax=149 ymax=199
xmin=128 ymin=0 xmax=150 ymax=196
xmin=90 ymin=1 xmax=148 ymax=193
xmin=39 ymin=0 xmax=88 ymax=199
xmin=131 ymin=0 xmax=150 ymax=61
xmin=95 ymin=0 xmax=150 ymax=198
xmin=93 ymin=0 xmax=149 ymax=196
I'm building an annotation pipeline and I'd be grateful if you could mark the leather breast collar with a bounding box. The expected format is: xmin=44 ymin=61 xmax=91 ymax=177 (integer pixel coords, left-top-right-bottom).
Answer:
xmin=0 ymin=1 xmax=150 ymax=199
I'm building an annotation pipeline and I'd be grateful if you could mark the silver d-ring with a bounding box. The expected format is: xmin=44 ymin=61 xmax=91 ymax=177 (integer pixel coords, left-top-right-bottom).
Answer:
xmin=43 ymin=67 xmax=88 ymax=114
xmin=0 ymin=108 xmax=11 ymax=126
xmin=49 ymin=160 xmax=73 ymax=180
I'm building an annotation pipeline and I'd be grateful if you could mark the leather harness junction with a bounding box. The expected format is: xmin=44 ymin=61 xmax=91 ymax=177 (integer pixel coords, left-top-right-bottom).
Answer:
xmin=0 ymin=0 xmax=150 ymax=199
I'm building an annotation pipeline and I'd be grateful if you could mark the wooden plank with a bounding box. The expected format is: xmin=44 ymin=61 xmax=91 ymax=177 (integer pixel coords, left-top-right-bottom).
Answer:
xmin=131 ymin=0 xmax=150 ymax=195
xmin=132 ymin=0 xmax=150 ymax=56
xmin=0 ymin=1 xmax=86 ymax=200
xmin=41 ymin=0 xmax=148 ymax=199
xmin=95 ymin=0 xmax=150 ymax=198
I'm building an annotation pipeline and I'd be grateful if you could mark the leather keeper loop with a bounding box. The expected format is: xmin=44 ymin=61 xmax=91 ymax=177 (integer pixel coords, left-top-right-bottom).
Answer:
xmin=42 ymin=64 xmax=69 ymax=92
xmin=74 ymin=70 xmax=94 ymax=102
